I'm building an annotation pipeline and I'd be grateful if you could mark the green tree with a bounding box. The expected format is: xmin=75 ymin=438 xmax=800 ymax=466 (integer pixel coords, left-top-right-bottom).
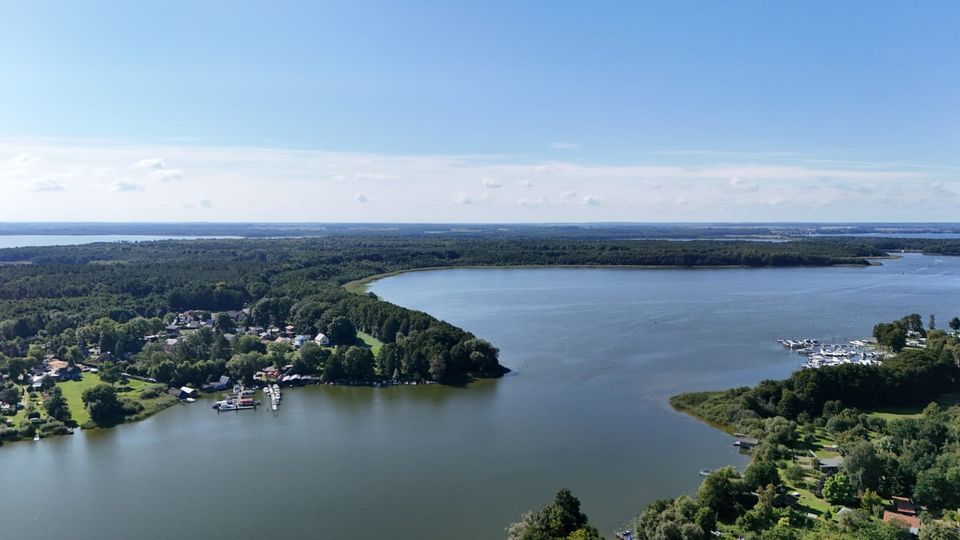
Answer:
xmin=822 ymin=473 xmax=855 ymax=505
xmin=81 ymin=384 xmax=125 ymax=427
xmin=920 ymin=520 xmax=960 ymax=540
xmin=342 ymin=346 xmax=375 ymax=381
xmin=697 ymin=467 xmax=744 ymax=519
xmin=743 ymin=460 xmax=781 ymax=491
xmin=860 ymin=489 xmax=884 ymax=517
xmin=844 ymin=441 xmax=883 ymax=494
xmin=225 ymin=352 xmax=269 ymax=383
xmin=327 ymin=316 xmax=357 ymax=346
xmin=215 ymin=313 xmax=236 ymax=331
xmin=44 ymin=386 xmax=72 ymax=423
xmin=0 ymin=385 xmax=20 ymax=405
xmin=233 ymin=334 xmax=266 ymax=355
xmin=99 ymin=362 xmax=121 ymax=385
xmin=784 ymin=463 xmax=806 ymax=485
xmin=948 ymin=317 xmax=960 ymax=332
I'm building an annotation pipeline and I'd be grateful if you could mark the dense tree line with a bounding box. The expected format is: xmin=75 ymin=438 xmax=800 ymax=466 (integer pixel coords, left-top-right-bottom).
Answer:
xmin=0 ymin=237 xmax=889 ymax=339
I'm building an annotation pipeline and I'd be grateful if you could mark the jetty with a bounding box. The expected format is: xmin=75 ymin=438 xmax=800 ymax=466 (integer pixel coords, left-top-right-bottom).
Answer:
xmin=213 ymin=384 xmax=260 ymax=413
xmin=264 ymin=383 xmax=281 ymax=415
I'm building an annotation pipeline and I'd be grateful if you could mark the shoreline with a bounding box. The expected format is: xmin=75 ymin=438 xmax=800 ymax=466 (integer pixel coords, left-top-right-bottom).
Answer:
xmin=343 ymin=260 xmax=883 ymax=293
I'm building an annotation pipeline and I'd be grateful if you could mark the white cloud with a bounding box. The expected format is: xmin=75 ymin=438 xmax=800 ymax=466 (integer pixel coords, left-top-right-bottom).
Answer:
xmin=355 ymin=193 xmax=368 ymax=203
xmin=24 ymin=178 xmax=65 ymax=192
xmin=728 ymin=177 xmax=759 ymax=191
xmin=134 ymin=158 xmax=165 ymax=170
xmin=9 ymin=153 xmax=40 ymax=166
xmin=154 ymin=168 xmax=183 ymax=182
xmin=517 ymin=196 xmax=549 ymax=207
xmin=199 ymin=198 xmax=213 ymax=209
xmin=110 ymin=179 xmax=145 ymax=192
xmin=582 ymin=195 xmax=602 ymax=206
xmin=481 ymin=177 xmax=502 ymax=189
xmin=354 ymin=173 xmax=400 ymax=181
xmin=0 ymin=137 xmax=954 ymax=221
xmin=531 ymin=163 xmax=561 ymax=174
xmin=560 ymin=190 xmax=578 ymax=199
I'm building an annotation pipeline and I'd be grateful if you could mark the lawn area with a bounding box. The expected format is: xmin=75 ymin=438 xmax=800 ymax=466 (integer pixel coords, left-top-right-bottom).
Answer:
xmin=357 ymin=331 xmax=383 ymax=356
xmin=864 ymin=393 xmax=960 ymax=421
xmin=791 ymin=484 xmax=831 ymax=515
xmin=58 ymin=374 xmax=154 ymax=427
xmin=58 ymin=374 xmax=105 ymax=425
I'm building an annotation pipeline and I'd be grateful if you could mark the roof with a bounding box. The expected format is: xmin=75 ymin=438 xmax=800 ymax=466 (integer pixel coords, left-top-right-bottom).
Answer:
xmin=47 ymin=360 xmax=70 ymax=370
xmin=891 ymin=496 xmax=917 ymax=515
xmin=883 ymin=511 xmax=921 ymax=532
xmin=819 ymin=457 xmax=845 ymax=468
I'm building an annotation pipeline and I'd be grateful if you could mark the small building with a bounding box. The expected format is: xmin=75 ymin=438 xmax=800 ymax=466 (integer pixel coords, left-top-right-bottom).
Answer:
xmin=819 ymin=456 xmax=845 ymax=472
xmin=293 ymin=335 xmax=313 ymax=349
xmin=734 ymin=437 xmax=759 ymax=449
xmin=891 ymin=496 xmax=917 ymax=516
xmin=883 ymin=511 xmax=921 ymax=535
xmin=253 ymin=366 xmax=280 ymax=382
xmin=177 ymin=387 xmax=199 ymax=400
xmin=201 ymin=375 xmax=232 ymax=393
xmin=314 ymin=333 xmax=330 ymax=346
xmin=46 ymin=360 xmax=82 ymax=381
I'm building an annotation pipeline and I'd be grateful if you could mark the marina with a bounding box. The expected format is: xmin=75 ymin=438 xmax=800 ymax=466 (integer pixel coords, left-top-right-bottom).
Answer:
xmin=213 ymin=385 xmax=261 ymax=412
xmin=778 ymin=338 xmax=886 ymax=369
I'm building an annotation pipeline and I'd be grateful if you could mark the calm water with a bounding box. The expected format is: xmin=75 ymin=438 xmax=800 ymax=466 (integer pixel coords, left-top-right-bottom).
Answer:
xmin=0 ymin=235 xmax=240 ymax=249
xmin=3 ymin=254 xmax=959 ymax=539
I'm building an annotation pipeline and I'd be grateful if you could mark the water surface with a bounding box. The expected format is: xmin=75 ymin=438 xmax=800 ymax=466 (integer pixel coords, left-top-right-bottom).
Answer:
xmin=2 ymin=253 xmax=958 ymax=539
xmin=0 ymin=235 xmax=240 ymax=249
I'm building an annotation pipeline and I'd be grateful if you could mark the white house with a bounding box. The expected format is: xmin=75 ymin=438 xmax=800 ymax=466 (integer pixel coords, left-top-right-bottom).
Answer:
xmin=314 ymin=333 xmax=330 ymax=346
xmin=293 ymin=335 xmax=312 ymax=348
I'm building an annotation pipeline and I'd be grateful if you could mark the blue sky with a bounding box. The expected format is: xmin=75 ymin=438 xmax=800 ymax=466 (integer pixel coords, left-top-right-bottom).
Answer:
xmin=1 ymin=1 xmax=958 ymax=221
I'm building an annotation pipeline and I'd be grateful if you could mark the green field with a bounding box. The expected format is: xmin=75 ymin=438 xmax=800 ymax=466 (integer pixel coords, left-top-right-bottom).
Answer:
xmin=864 ymin=393 xmax=960 ymax=421
xmin=357 ymin=331 xmax=384 ymax=356
xmin=58 ymin=374 xmax=161 ymax=427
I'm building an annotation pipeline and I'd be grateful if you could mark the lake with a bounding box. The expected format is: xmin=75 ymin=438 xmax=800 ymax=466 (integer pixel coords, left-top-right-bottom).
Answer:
xmin=0 ymin=235 xmax=241 ymax=249
xmin=2 ymin=253 xmax=958 ymax=539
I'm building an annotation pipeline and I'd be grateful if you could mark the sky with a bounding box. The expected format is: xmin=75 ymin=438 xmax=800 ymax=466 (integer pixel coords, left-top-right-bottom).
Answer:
xmin=1 ymin=1 xmax=958 ymax=222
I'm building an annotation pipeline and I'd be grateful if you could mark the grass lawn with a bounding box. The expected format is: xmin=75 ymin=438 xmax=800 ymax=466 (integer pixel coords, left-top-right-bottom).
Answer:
xmin=58 ymin=374 xmax=105 ymax=425
xmin=864 ymin=393 xmax=960 ymax=421
xmin=357 ymin=331 xmax=383 ymax=356
xmin=58 ymin=374 xmax=155 ymax=427
xmin=791 ymin=484 xmax=831 ymax=515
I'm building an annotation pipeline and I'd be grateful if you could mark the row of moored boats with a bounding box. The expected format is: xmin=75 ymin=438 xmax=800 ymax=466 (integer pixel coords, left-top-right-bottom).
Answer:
xmin=778 ymin=338 xmax=884 ymax=369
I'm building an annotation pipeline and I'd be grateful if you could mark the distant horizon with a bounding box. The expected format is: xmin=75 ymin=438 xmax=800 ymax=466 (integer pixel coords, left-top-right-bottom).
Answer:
xmin=1 ymin=221 xmax=960 ymax=226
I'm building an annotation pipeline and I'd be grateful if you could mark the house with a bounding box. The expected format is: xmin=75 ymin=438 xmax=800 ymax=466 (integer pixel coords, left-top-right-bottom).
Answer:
xmin=891 ymin=496 xmax=917 ymax=516
xmin=314 ymin=332 xmax=330 ymax=346
xmin=177 ymin=387 xmax=199 ymax=400
xmin=883 ymin=511 xmax=921 ymax=535
xmin=284 ymin=325 xmax=296 ymax=336
xmin=201 ymin=375 xmax=232 ymax=393
xmin=46 ymin=359 xmax=81 ymax=381
xmin=733 ymin=437 xmax=759 ymax=449
xmin=818 ymin=456 xmax=845 ymax=472
xmin=253 ymin=366 xmax=280 ymax=382
xmin=293 ymin=335 xmax=312 ymax=348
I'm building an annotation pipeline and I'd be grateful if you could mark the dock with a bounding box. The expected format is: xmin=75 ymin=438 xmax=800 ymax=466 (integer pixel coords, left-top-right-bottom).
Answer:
xmin=264 ymin=383 xmax=281 ymax=415
xmin=213 ymin=384 xmax=260 ymax=413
